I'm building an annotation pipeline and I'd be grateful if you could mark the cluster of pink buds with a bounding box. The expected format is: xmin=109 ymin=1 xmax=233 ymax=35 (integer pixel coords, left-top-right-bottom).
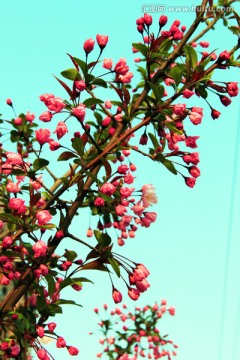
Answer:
xmin=94 ymin=300 xmax=178 ymax=359
xmin=0 ymin=341 xmax=20 ymax=359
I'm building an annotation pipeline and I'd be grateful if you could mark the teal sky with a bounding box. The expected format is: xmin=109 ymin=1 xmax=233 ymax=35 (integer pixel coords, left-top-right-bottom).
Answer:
xmin=0 ymin=1 xmax=240 ymax=359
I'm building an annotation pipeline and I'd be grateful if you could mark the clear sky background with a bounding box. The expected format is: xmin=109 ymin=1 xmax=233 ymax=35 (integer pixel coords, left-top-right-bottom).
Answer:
xmin=0 ymin=1 xmax=240 ymax=359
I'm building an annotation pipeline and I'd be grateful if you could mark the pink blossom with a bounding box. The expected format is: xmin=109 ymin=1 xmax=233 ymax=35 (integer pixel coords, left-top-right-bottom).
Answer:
xmin=102 ymin=116 xmax=111 ymax=127
xmin=185 ymin=136 xmax=199 ymax=148
xmin=144 ymin=212 xmax=157 ymax=222
xmin=119 ymin=71 xmax=133 ymax=84
xmin=100 ymin=183 xmax=116 ymax=196
xmin=0 ymin=275 xmax=10 ymax=285
xmin=135 ymin=278 xmax=150 ymax=292
xmin=141 ymin=184 xmax=157 ymax=207
xmin=128 ymin=288 xmax=140 ymax=301
xmin=33 ymin=240 xmax=48 ymax=258
xmin=124 ymin=172 xmax=134 ymax=184
xmin=48 ymin=322 xmax=57 ymax=332
xmin=105 ymin=100 xmax=112 ymax=109
xmin=48 ymin=140 xmax=61 ymax=151
xmin=159 ymin=15 xmax=168 ymax=27
xmin=68 ymin=346 xmax=79 ymax=356
xmin=30 ymin=176 xmax=43 ymax=190
xmin=10 ymin=345 xmax=21 ymax=357
xmin=39 ymin=111 xmax=53 ymax=122
xmin=37 ymin=326 xmax=45 ymax=338
xmin=0 ymin=220 xmax=3 ymax=230
xmin=46 ymin=97 xmax=66 ymax=112
xmin=220 ymin=95 xmax=232 ymax=106
xmin=6 ymin=98 xmax=13 ymax=106
xmin=218 ymin=50 xmax=230 ymax=61
xmin=132 ymin=201 xmax=145 ymax=216
xmin=8 ymin=197 xmax=27 ymax=214
xmin=103 ymin=58 xmax=113 ymax=70
xmin=56 ymin=337 xmax=66 ymax=348
xmin=14 ymin=117 xmax=22 ymax=125
xmin=25 ymin=111 xmax=35 ymax=123
xmin=199 ymin=41 xmax=209 ymax=48
xmin=6 ymin=180 xmax=21 ymax=193
xmin=72 ymin=104 xmax=86 ymax=121
xmin=94 ymin=197 xmax=105 ymax=207
xmin=211 ymin=109 xmax=221 ymax=119
xmin=96 ymin=34 xmax=108 ymax=48
xmin=2 ymin=236 xmax=13 ymax=249
xmin=189 ymin=111 xmax=202 ymax=125
xmin=173 ymin=103 xmax=186 ymax=116
xmin=37 ymin=349 xmax=50 ymax=360
xmin=227 ymin=82 xmax=238 ymax=97
xmin=36 ymin=210 xmax=52 ymax=226
xmin=115 ymin=204 xmax=127 ymax=216
xmin=75 ymin=80 xmax=86 ymax=91
xmin=54 ymin=121 xmax=68 ymax=140
xmin=143 ymin=13 xmax=152 ymax=26
xmin=6 ymin=152 xmax=23 ymax=166
xmin=35 ymin=128 xmax=51 ymax=145
xmin=120 ymin=187 xmax=135 ymax=198
xmin=112 ymin=288 xmax=122 ymax=304
xmin=182 ymin=89 xmax=194 ymax=98
xmin=185 ymin=177 xmax=196 ymax=188
xmin=117 ymin=164 xmax=129 ymax=174
xmin=114 ymin=58 xmax=129 ymax=75
xmin=189 ymin=166 xmax=200 ymax=178
xmin=183 ymin=152 xmax=200 ymax=165
xmin=39 ymin=93 xmax=54 ymax=104
xmin=83 ymin=38 xmax=95 ymax=53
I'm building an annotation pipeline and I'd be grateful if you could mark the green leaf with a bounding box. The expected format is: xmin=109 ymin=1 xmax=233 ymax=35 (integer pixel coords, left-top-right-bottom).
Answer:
xmin=73 ymin=57 xmax=88 ymax=76
xmin=109 ymin=258 xmax=121 ymax=277
xmin=92 ymin=78 xmax=108 ymax=88
xmin=148 ymin=133 xmax=159 ymax=150
xmin=60 ymin=277 xmax=93 ymax=290
xmin=32 ymin=158 xmax=49 ymax=171
xmin=58 ymin=151 xmax=77 ymax=161
xmin=0 ymin=213 xmax=19 ymax=224
xmin=184 ymin=45 xmax=198 ymax=70
xmin=156 ymin=153 xmax=177 ymax=175
xmin=36 ymin=295 xmax=47 ymax=314
xmin=147 ymin=81 xmax=164 ymax=101
xmin=132 ymin=43 xmax=148 ymax=57
xmin=72 ymin=137 xmax=84 ymax=156
xmin=93 ymin=230 xmax=111 ymax=246
xmin=196 ymin=85 xmax=208 ymax=99
xmin=56 ymin=299 xmax=82 ymax=307
xmin=45 ymin=273 xmax=56 ymax=296
xmin=83 ymin=98 xmax=104 ymax=107
xmin=64 ymin=249 xmax=78 ymax=262
xmin=136 ymin=66 xmax=147 ymax=78
xmin=168 ymin=65 xmax=183 ymax=87
xmin=165 ymin=122 xmax=183 ymax=135
xmin=61 ymin=68 xmax=80 ymax=81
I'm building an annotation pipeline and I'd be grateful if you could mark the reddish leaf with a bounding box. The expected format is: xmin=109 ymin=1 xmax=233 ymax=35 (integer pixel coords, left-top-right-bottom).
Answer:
xmin=67 ymin=53 xmax=79 ymax=71
xmin=53 ymin=75 xmax=75 ymax=100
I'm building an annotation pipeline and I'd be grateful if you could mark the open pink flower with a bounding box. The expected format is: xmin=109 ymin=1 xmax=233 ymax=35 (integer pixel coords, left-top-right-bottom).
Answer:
xmin=54 ymin=121 xmax=68 ymax=140
xmin=35 ymin=129 xmax=51 ymax=145
xmin=36 ymin=210 xmax=52 ymax=226
xmin=33 ymin=240 xmax=48 ymax=258
xmin=141 ymin=184 xmax=157 ymax=207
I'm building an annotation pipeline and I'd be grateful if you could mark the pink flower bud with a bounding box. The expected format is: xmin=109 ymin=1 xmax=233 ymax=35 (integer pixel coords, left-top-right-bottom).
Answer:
xmin=54 ymin=121 xmax=68 ymax=140
xmin=96 ymin=34 xmax=108 ymax=49
xmin=35 ymin=128 xmax=51 ymax=145
xmin=220 ymin=95 xmax=231 ymax=106
xmin=112 ymin=288 xmax=122 ymax=304
xmin=36 ymin=210 xmax=52 ymax=226
xmin=218 ymin=50 xmax=230 ymax=61
xmin=211 ymin=108 xmax=221 ymax=119
xmin=6 ymin=98 xmax=12 ymax=106
xmin=39 ymin=111 xmax=53 ymax=122
xmin=68 ymin=346 xmax=79 ymax=356
xmin=72 ymin=104 xmax=86 ymax=121
xmin=128 ymin=288 xmax=140 ymax=300
xmin=159 ymin=15 xmax=168 ymax=27
xmin=184 ymin=177 xmax=196 ymax=188
xmin=83 ymin=38 xmax=95 ymax=53
xmin=103 ymin=58 xmax=113 ymax=70
xmin=143 ymin=13 xmax=152 ymax=26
